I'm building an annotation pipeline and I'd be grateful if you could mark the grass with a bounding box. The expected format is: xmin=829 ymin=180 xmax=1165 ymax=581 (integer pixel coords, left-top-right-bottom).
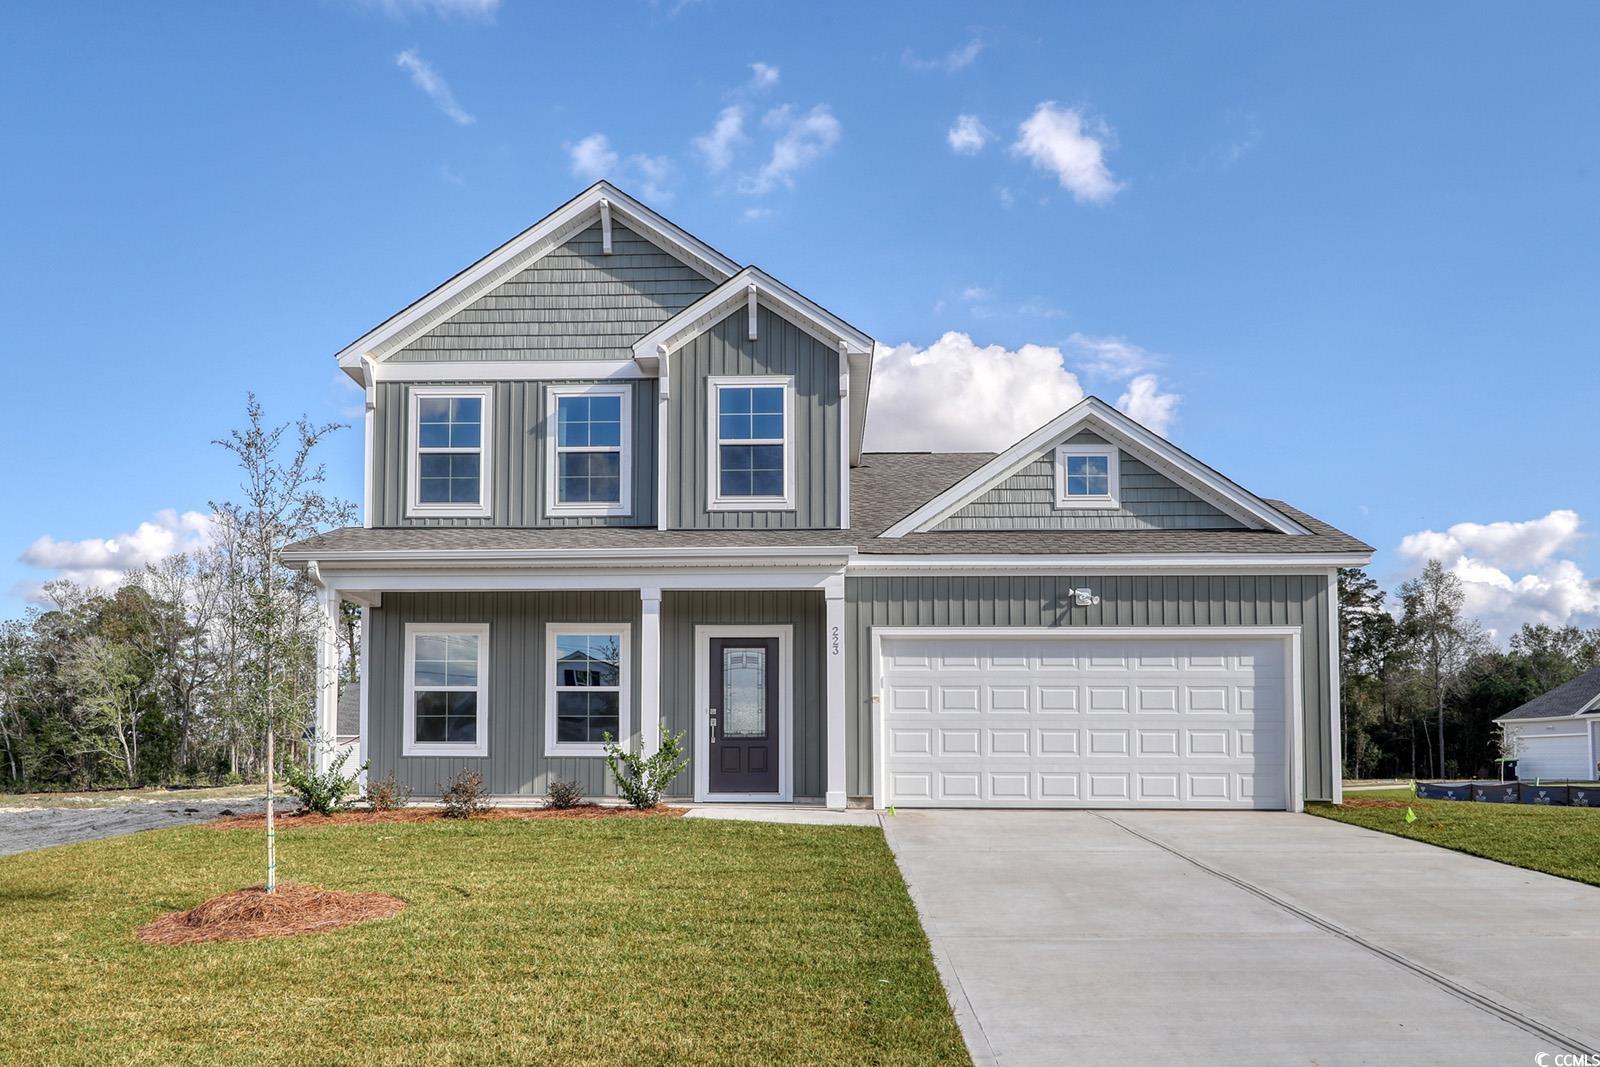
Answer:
xmin=1309 ymin=787 xmax=1600 ymax=887
xmin=0 ymin=784 xmax=270 ymax=809
xmin=0 ymin=816 xmax=967 ymax=1067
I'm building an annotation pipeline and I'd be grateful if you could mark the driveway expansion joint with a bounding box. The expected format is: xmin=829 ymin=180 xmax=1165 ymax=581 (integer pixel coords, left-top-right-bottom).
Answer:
xmin=1089 ymin=811 xmax=1599 ymax=1060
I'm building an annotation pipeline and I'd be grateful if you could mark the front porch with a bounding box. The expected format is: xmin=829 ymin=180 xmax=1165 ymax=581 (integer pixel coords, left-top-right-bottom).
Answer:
xmin=308 ymin=560 xmax=850 ymax=809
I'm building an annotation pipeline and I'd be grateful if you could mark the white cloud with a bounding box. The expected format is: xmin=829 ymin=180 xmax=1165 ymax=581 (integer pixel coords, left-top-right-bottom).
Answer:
xmin=362 ymin=0 xmax=499 ymax=18
xmin=1396 ymin=510 xmax=1600 ymax=639
xmin=742 ymin=207 xmax=773 ymax=222
xmin=692 ymin=105 xmax=746 ymax=172
xmin=904 ymin=38 xmax=984 ymax=73
xmin=865 ymin=333 xmax=1086 ymax=452
xmin=960 ymin=285 xmax=991 ymax=303
xmin=748 ymin=62 xmax=780 ymax=90
xmin=1398 ymin=510 xmax=1583 ymax=572
xmin=567 ymin=135 xmax=674 ymax=200
xmin=394 ymin=49 xmax=475 ymax=125
xmin=1116 ymin=374 xmax=1180 ymax=435
xmin=1011 ymin=102 xmax=1121 ymax=205
xmin=738 ymin=105 xmax=842 ymax=194
xmin=1067 ymin=332 xmax=1154 ymax=378
xmin=18 ymin=510 xmax=214 ymax=600
xmin=947 ymin=114 xmax=990 ymax=155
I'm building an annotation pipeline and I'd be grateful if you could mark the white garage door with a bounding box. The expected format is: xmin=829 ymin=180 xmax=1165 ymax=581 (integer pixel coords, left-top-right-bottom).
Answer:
xmin=1513 ymin=727 xmax=1593 ymax=781
xmin=881 ymin=633 xmax=1291 ymax=809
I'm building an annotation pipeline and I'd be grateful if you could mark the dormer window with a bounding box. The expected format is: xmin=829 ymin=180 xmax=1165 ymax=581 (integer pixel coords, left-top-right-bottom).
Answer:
xmin=408 ymin=386 xmax=493 ymax=518
xmin=546 ymin=383 xmax=632 ymax=517
xmin=708 ymin=375 xmax=794 ymax=511
xmin=1054 ymin=443 xmax=1120 ymax=509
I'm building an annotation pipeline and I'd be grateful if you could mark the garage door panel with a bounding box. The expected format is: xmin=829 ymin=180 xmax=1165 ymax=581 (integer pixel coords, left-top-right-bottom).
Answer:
xmin=884 ymin=634 xmax=1289 ymax=810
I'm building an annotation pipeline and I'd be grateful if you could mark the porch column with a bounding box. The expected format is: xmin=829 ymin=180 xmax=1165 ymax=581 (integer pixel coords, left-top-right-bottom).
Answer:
xmin=640 ymin=587 xmax=663 ymax=756
xmin=825 ymin=578 xmax=848 ymax=810
xmin=313 ymin=585 xmax=341 ymax=774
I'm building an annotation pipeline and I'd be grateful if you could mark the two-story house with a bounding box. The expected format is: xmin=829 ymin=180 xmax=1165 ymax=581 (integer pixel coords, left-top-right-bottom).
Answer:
xmin=284 ymin=182 xmax=1372 ymax=811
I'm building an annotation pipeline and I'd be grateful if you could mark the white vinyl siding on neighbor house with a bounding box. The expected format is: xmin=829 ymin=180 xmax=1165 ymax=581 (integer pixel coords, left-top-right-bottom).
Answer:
xmin=1508 ymin=722 xmax=1596 ymax=781
xmin=403 ymin=622 xmax=490 ymax=758
xmin=407 ymin=385 xmax=493 ymax=518
xmin=545 ymin=383 xmax=632 ymax=517
xmin=707 ymin=375 xmax=795 ymax=511
xmin=544 ymin=623 xmax=632 ymax=757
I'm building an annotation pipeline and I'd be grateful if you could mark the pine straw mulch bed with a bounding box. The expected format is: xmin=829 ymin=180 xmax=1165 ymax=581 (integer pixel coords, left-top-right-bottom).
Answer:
xmin=1338 ymin=796 xmax=1411 ymax=810
xmin=137 ymin=882 xmax=407 ymax=945
xmin=208 ymin=804 xmax=686 ymax=831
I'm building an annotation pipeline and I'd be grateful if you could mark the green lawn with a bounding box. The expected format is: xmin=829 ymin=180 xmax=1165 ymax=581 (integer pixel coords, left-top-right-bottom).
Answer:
xmin=0 ymin=817 xmax=967 ymax=1067
xmin=1309 ymin=787 xmax=1600 ymax=887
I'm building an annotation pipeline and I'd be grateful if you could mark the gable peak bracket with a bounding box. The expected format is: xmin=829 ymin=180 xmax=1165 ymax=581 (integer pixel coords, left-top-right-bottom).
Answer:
xmin=838 ymin=340 xmax=850 ymax=397
xmin=747 ymin=284 xmax=759 ymax=341
xmin=598 ymin=198 xmax=613 ymax=255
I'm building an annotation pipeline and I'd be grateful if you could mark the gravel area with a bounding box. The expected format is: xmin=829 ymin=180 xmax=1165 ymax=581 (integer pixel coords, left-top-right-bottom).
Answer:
xmin=0 ymin=796 xmax=290 ymax=856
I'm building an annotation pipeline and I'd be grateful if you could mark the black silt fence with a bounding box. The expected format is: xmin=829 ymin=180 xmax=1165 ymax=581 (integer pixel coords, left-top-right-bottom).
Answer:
xmin=1411 ymin=780 xmax=1600 ymax=807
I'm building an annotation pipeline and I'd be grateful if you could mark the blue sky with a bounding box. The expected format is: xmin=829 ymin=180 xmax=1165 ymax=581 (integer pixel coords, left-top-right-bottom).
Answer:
xmin=3 ymin=0 xmax=1597 ymax=635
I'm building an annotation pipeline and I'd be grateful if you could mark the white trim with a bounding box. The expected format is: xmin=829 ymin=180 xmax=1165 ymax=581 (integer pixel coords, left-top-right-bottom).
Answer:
xmin=336 ymin=181 xmax=738 ymax=373
xmin=869 ymin=625 xmax=1306 ymax=813
xmin=544 ymin=622 xmax=633 ymax=758
xmin=406 ymin=385 xmax=494 ymax=519
xmin=361 ymin=356 xmax=376 ymax=529
xmin=838 ymin=342 xmax=851 ymax=529
xmin=694 ymin=624 xmax=794 ymax=802
xmin=1328 ymin=571 xmax=1343 ymax=804
xmin=402 ymin=622 xmax=490 ymax=758
xmin=375 ymin=360 xmax=646 ymax=383
xmin=879 ymin=397 xmax=1314 ymax=538
xmin=656 ymin=361 xmax=671 ymax=530
xmin=598 ymin=197 xmax=612 ymax=254
xmin=357 ymin=604 xmax=370 ymax=792
xmin=706 ymin=374 xmax=796 ymax=512
xmin=544 ymin=382 xmax=633 ymax=518
xmin=824 ymin=581 xmax=847 ymax=809
xmin=313 ymin=586 xmax=340 ymax=772
xmin=847 ymin=555 xmax=1365 ymax=574
xmin=639 ymin=589 xmax=662 ymax=757
xmin=1053 ymin=442 xmax=1121 ymax=509
xmin=319 ymin=568 xmax=848 ymax=594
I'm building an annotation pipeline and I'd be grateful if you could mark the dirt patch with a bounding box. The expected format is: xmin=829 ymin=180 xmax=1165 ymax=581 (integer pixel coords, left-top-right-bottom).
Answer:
xmin=1340 ymin=797 xmax=1411 ymax=810
xmin=208 ymin=804 xmax=686 ymax=831
xmin=137 ymin=882 xmax=406 ymax=945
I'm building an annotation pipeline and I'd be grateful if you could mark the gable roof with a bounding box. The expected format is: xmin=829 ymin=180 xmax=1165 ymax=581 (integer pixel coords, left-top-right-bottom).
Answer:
xmin=335 ymin=181 xmax=741 ymax=378
xmin=877 ymin=397 xmax=1314 ymax=539
xmin=631 ymin=266 xmax=875 ymax=462
xmin=1496 ymin=666 xmax=1600 ymax=722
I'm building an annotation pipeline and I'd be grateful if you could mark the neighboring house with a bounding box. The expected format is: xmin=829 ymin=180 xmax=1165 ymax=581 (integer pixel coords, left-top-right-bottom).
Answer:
xmin=336 ymin=684 xmax=361 ymax=774
xmin=1494 ymin=666 xmax=1600 ymax=781
xmin=284 ymin=181 xmax=1373 ymax=811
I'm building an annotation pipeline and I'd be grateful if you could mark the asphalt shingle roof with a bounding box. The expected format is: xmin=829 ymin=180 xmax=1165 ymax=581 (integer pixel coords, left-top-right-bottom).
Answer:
xmin=1498 ymin=666 xmax=1600 ymax=722
xmin=284 ymin=451 xmax=1372 ymax=559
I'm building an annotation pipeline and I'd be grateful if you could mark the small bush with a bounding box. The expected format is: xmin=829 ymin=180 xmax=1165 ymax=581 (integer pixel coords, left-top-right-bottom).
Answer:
xmin=545 ymin=779 xmax=584 ymax=809
xmin=365 ymin=772 xmax=413 ymax=812
xmin=439 ymin=770 xmax=493 ymax=819
xmin=602 ymin=724 xmax=689 ymax=809
xmin=283 ymin=751 xmax=367 ymax=816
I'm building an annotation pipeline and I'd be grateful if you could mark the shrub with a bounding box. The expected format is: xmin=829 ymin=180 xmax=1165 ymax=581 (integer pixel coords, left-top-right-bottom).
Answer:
xmin=283 ymin=751 xmax=368 ymax=816
xmin=545 ymin=779 xmax=584 ymax=809
xmin=365 ymin=771 xmax=413 ymax=812
xmin=439 ymin=770 xmax=493 ymax=819
xmin=601 ymin=724 xmax=688 ymax=809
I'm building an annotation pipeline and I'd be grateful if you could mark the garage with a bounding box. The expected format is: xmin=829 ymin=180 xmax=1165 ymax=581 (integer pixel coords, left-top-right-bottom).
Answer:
xmin=876 ymin=629 xmax=1300 ymax=810
xmin=1507 ymin=723 xmax=1595 ymax=781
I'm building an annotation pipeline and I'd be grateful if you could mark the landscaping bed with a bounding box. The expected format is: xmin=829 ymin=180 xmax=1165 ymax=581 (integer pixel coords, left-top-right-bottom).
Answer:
xmin=209 ymin=803 xmax=685 ymax=830
xmin=138 ymin=882 xmax=406 ymax=945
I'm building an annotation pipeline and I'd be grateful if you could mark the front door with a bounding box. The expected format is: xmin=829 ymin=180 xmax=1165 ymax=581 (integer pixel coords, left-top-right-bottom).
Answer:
xmin=709 ymin=637 xmax=780 ymax=795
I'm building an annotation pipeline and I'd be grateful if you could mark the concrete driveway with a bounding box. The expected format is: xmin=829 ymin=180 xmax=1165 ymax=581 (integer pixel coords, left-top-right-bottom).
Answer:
xmin=884 ymin=810 xmax=1600 ymax=1066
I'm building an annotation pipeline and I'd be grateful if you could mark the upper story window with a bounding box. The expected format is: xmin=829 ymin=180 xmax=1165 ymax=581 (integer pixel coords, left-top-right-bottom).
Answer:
xmin=546 ymin=384 xmax=631 ymax=517
xmin=403 ymin=622 xmax=489 ymax=758
xmin=708 ymin=375 xmax=794 ymax=511
xmin=1054 ymin=443 xmax=1120 ymax=509
xmin=545 ymin=623 xmax=631 ymax=757
xmin=408 ymin=385 xmax=493 ymax=518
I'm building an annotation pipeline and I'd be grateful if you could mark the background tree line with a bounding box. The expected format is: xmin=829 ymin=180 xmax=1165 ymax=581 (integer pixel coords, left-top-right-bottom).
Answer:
xmin=1340 ymin=562 xmax=1600 ymax=781
xmin=0 ymin=397 xmax=352 ymax=791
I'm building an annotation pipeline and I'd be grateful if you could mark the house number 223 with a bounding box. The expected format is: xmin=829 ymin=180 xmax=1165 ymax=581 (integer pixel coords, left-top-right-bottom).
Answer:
xmin=830 ymin=626 xmax=841 ymax=655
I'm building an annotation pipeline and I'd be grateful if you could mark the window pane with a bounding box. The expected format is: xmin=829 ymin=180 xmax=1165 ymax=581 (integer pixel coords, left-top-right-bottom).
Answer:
xmin=452 ymin=397 xmax=481 ymax=424
xmin=720 ymin=387 xmax=752 ymax=414
xmin=419 ymin=423 xmax=450 ymax=448
xmin=557 ymin=690 xmax=618 ymax=743
xmin=414 ymin=690 xmax=447 ymax=742
xmin=750 ymin=413 xmax=784 ymax=440
xmin=420 ymin=454 xmax=453 ymax=478
xmin=1086 ymin=475 xmax=1109 ymax=496
xmin=722 ymin=647 xmax=766 ymax=738
xmin=557 ymin=451 xmax=621 ymax=504
xmin=1067 ymin=475 xmax=1089 ymax=496
xmin=446 ymin=691 xmax=477 ymax=742
xmin=418 ymin=397 xmax=451 ymax=423
xmin=444 ymin=634 xmax=479 ymax=686
xmin=750 ymin=387 xmax=783 ymax=413
xmin=558 ymin=396 xmax=590 ymax=447
xmin=719 ymin=413 xmax=750 ymax=441
xmin=587 ymin=452 xmax=620 ymax=479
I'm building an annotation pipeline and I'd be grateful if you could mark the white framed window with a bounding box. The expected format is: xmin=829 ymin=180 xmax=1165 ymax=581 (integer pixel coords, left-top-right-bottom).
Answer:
xmin=545 ymin=623 xmax=632 ymax=757
xmin=403 ymin=622 xmax=489 ymax=758
xmin=407 ymin=385 xmax=493 ymax=518
xmin=1054 ymin=443 xmax=1120 ymax=509
xmin=707 ymin=375 xmax=794 ymax=511
xmin=545 ymin=383 xmax=632 ymax=517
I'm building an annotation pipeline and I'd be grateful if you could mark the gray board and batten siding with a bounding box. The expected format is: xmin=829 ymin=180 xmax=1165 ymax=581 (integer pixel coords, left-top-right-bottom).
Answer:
xmin=366 ymin=590 xmax=826 ymax=800
xmin=665 ymin=304 xmax=843 ymax=530
xmin=844 ymin=573 xmax=1337 ymax=802
xmin=390 ymin=221 xmax=716 ymax=362
xmin=370 ymin=378 xmax=659 ymax=528
xmin=934 ymin=430 xmax=1245 ymax=532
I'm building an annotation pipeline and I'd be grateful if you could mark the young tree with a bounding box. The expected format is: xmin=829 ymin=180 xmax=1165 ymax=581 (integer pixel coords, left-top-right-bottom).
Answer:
xmin=212 ymin=394 xmax=352 ymax=891
xmin=1399 ymin=560 xmax=1488 ymax=778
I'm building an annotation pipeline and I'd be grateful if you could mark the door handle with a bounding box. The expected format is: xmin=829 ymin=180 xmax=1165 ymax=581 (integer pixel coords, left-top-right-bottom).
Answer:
xmin=709 ymin=708 xmax=717 ymax=745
